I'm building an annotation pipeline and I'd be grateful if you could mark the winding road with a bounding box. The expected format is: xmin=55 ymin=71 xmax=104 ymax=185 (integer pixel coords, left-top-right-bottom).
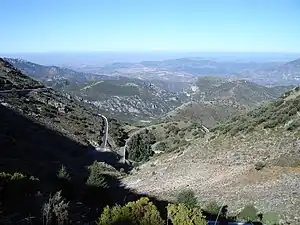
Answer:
xmin=98 ymin=113 xmax=109 ymax=151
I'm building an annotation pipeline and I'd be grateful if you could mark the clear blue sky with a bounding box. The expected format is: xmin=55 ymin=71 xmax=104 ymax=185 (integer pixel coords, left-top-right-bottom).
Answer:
xmin=1 ymin=0 xmax=300 ymax=53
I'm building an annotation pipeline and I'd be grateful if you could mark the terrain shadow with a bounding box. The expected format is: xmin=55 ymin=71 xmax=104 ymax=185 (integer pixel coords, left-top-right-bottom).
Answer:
xmin=0 ymin=105 xmax=166 ymax=224
xmin=0 ymin=104 xmax=130 ymax=178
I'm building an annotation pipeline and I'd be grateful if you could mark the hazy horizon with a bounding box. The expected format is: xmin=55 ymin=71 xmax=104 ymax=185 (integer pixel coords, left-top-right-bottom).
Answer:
xmin=2 ymin=51 xmax=300 ymax=67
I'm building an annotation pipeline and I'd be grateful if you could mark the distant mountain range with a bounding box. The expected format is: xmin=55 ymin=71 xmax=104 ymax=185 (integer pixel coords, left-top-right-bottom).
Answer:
xmin=5 ymin=57 xmax=295 ymax=123
xmin=71 ymin=57 xmax=300 ymax=86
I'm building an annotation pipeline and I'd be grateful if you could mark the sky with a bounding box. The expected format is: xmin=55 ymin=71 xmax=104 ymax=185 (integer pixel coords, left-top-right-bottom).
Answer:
xmin=1 ymin=0 xmax=300 ymax=54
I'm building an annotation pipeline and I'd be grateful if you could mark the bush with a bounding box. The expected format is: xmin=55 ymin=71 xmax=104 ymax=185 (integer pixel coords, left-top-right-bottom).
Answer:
xmin=204 ymin=201 xmax=222 ymax=216
xmin=179 ymin=132 xmax=185 ymax=138
xmin=156 ymin=142 xmax=167 ymax=152
xmin=237 ymin=205 xmax=259 ymax=222
xmin=167 ymin=203 xmax=206 ymax=225
xmin=42 ymin=191 xmax=69 ymax=225
xmin=254 ymin=161 xmax=266 ymax=171
xmin=127 ymin=130 xmax=156 ymax=162
xmin=86 ymin=161 xmax=108 ymax=188
xmin=176 ymin=190 xmax=198 ymax=208
xmin=97 ymin=197 xmax=164 ymax=225
xmin=57 ymin=165 xmax=71 ymax=181
xmin=262 ymin=212 xmax=280 ymax=225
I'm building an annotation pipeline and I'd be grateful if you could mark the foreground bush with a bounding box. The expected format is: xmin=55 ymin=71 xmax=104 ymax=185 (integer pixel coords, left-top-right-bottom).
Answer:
xmin=203 ymin=201 xmax=222 ymax=216
xmin=176 ymin=189 xmax=198 ymax=208
xmin=42 ymin=191 xmax=69 ymax=225
xmin=86 ymin=161 xmax=108 ymax=188
xmin=97 ymin=197 xmax=164 ymax=225
xmin=167 ymin=203 xmax=206 ymax=225
xmin=237 ymin=204 xmax=259 ymax=222
xmin=262 ymin=212 xmax=280 ymax=225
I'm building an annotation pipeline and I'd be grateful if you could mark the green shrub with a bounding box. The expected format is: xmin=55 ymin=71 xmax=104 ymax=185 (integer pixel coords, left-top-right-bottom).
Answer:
xmin=156 ymin=142 xmax=167 ymax=152
xmin=204 ymin=201 xmax=222 ymax=216
xmin=57 ymin=165 xmax=71 ymax=181
xmin=167 ymin=203 xmax=206 ymax=225
xmin=86 ymin=161 xmax=108 ymax=188
xmin=179 ymin=132 xmax=185 ymax=138
xmin=262 ymin=212 xmax=280 ymax=225
xmin=237 ymin=205 xmax=259 ymax=222
xmin=42 ymin=191 xmax=69 ymax=225
xmin=254 ymin=161 xmax=266 ymax=171
xmin=176 ymin=190 xmax=198 ymax=208
xmin=97 ymin=197 xmax=164 ymax=225
xmin=128 ymin=130 xmax=156 ymax=162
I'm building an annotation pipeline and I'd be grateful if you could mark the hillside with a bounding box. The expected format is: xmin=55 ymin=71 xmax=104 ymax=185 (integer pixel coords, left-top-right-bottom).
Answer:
xmin=166 ymin=77 xmax=292 ymax=127
xmin=123 ymin=87 xmax=300 ymax=223
xmin=239 ymin=58 xmax=300 ymax=86
xmin=67 ymin=79 xmax=187 ymax=122
xmin=0 ymin=58 xmax=166 ymax=224
xmin=7 ymin=58 xmax=190 ymax=122
xmin=0 ymin=59 xmax=105 ymax=146
xmin=4 ymin=58 xmax=118 ymax=86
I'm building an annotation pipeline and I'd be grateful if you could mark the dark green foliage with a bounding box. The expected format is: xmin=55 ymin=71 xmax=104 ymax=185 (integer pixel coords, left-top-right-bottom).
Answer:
xmin=237 ymin=205 xmax=259 ymax=222
xmin=57 ymin=165 xmax=71 ymax=181
xmin=127 ymin=130 xmax=156 ymax=162
xmin=86 ymin=161 xmax=108 ymax=188
xmin=109 ymin=118 xmax=129 ymax=147
xmin=167 ymin=203 xmax=206 ymax=225
xmin=178 ymin=131 xmax=185 ymax=138
xmin=97 ymin=197 xmax=164 ymax=225
xmin=176 ymin=190 xmax=198 ymax=208
xmin=42 ymin=191 xmax=69 ymax=225
xmin=203 ymin=201 xmax=222 ymax=216
xmin=155 ymin=141 xmax=167 ymax=152
xmin=254 ymin=161 xmax=266 ymax=171
xmin=165 ymin=124 xmax=180 ymax=135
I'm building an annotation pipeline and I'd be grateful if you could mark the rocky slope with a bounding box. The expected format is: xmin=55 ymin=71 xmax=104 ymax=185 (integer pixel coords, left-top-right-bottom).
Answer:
xmin=76 ymin=79 xmax=187 ymax=122
xmin=123 ymin=87 xmax=300 ymax=223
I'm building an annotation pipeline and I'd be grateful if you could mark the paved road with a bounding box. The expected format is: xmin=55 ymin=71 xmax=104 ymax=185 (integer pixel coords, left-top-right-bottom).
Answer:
xmin=98 ymin=113 xmax=109 ymax=151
